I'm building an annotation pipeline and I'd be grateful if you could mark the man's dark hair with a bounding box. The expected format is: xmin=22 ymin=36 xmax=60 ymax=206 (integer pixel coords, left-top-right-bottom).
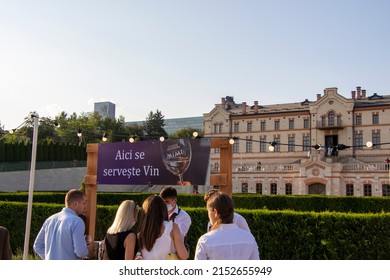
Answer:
xmin=159 ymin=186 xmax=177 ymax=199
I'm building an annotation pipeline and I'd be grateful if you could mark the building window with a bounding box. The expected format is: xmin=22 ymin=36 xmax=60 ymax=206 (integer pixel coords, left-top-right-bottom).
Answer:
xmin=354 ymin=132 xmax=363 ymax=149
xmin=273 ymin=137 xmax=280 ymax=152
xmin=233 ymin=140 xmax=239 ymax=153
xmin=274 ymin=120 xmax=280 ymax=130
xmin=337 ymin=115 xmax=341 ymax=126
xmin=260 ymin=121 xmax=266 ymax=131
xmin=303 ymin=118 xmax=309 ymax=129
xmin=383 ymin=184 xmax=390 ymax=196
xmin=372 ymin=132 xmax=381 ymax=149
xmin=288 ymin=136 xmax=295 ymax=152
xmin=233 ymin=122 xmax=239 ymax=132
xmin=328 ymin=111 xmax=335 ymax=126
xmin=256 ymin=183 xmax=262 ymax=194
xmin=302 ymin=135 xmax=310 ymax=151
xmin=246 ymin=138 xmax=253 ymax=153
xmin=212 ymin=162 xmax=219 ymax=172
xmin=346 ymin=184 xmax=354 ymax=196
xmin=364 ymin=184 xmax=372 ymax=196
xmin=285 ymin=183 xmax=292 ymax=195
xmin=355 ymin=114 xmax=362 ymax=126
xmin=213 ymin=148 xmax=220 ymax=154
xmin=247 ymin=122 xmax=252 ymax=132
xmin=260 ymin=140 xmax=267 ymax=152
xmin=372 ymin=113 xmax=379 ymax=125
xmin=289 ymin=119 xmax=294 ymax=129
xmin=321 ymin=116 xmax=326 ymax=127
xmin=270 ymin=183 xmax=277 ymax=195
xmin=213 ymin=123 xmax=223 ymax=133
xmin=242 ymin=183 xmax=248 ymax=193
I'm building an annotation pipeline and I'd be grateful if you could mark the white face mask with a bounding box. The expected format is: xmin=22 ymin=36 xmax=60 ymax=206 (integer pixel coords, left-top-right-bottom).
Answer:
xmin=167 ymin=204 xmax=174 ymax=212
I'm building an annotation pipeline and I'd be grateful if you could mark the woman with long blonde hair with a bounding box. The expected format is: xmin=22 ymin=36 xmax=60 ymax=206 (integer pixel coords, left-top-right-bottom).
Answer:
xmin=104 ymin=200 xmax=138 ymax=260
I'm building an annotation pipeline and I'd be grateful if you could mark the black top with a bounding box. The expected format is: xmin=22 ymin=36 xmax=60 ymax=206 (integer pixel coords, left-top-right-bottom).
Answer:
xmin=105 ymin=229 xmax=138 ymax=260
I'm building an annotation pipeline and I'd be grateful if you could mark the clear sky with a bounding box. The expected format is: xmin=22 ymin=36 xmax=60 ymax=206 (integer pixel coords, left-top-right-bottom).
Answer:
xmin=1 ymin=0 xmax=390 ymax=130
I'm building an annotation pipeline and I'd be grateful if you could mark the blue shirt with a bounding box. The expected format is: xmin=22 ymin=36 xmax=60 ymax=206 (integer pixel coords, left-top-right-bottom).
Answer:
xmin=33 ymin=207 xmax=88 ymax=260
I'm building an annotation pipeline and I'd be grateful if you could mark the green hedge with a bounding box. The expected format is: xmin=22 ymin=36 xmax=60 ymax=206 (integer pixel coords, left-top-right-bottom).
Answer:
xmin=2 ymin=192 xmax=390 ymax=213
xmin=1 ymin=201 xmax=390 ymax=260
xmin=0 ymin=141 xmax=87 ymax=163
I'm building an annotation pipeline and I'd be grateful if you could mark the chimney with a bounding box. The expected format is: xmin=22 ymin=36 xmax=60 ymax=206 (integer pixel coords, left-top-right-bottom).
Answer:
xmin=317 ymin=94 xmax=321 ymax=100
xmin=242 ymin=102 xmax=247 ymax=114
xmin=351 ymin=91 xmax=356 ymax=100
xmin=221 ymin=97 xmax=226 ymax=105
xmin=254 ymin=101 xmax=258 ymax=113
xmin=362 ymin=89 xmax=366 ymax=98
xmin=357 ymin=86 xmax=361 ymax=99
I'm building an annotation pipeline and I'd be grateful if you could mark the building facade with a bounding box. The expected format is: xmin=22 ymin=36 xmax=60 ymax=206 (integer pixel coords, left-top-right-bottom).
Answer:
xmin=94 ymin=102 xmax=116 ymax=119
xmin=126 ymin=116 xmax=203 ymax=135
xmin=204 ymin=87 xmax=390 ymax=196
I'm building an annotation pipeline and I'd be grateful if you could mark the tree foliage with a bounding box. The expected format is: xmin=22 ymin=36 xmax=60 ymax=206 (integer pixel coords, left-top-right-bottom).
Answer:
xmin=142 ymin=110 xmax=167 ymax=140
xmin=0 ymin=109 xmax=167 ymax=144
xmin=169 ymin=127 xmax=203 ymax=139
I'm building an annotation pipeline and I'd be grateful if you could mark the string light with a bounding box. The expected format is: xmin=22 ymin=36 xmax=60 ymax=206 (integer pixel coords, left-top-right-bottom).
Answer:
xmin=226 ymin=137 xmax=389 ymax=152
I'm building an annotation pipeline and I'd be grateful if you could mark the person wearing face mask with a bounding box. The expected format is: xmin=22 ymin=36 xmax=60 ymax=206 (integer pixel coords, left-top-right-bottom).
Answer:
xmin=103 ymin=200 xmax=139 ymax=260
xmin=159 ymin=187 xmax=192 ymax=241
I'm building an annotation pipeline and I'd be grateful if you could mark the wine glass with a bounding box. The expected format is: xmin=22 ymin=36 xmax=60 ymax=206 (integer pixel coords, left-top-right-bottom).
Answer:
xmin=160 ymin=139 xmax=192 ymax=185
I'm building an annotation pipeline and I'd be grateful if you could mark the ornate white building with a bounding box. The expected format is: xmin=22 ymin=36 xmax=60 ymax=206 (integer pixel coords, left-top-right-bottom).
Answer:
xmin=204 ymin=87 xmax=390 ymax=196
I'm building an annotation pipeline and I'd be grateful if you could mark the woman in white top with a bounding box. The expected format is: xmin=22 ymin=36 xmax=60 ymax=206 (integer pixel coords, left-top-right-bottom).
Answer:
xmin=138 ymin=195 xmax=188 ymax=260
xmin=195 ymin=192 xmax=260 ymax=260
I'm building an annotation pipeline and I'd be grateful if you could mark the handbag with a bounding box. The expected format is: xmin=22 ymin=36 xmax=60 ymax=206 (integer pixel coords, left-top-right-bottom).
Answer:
xmin=167 ymin=252 xmax=179 ymax=260
xmin=167 ymin=230 xmax=179 ymax=260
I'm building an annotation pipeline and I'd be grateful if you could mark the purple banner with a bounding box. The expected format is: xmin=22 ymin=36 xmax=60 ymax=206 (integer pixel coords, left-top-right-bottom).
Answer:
xmin=97 ymin=138 xmax=211 ymax=185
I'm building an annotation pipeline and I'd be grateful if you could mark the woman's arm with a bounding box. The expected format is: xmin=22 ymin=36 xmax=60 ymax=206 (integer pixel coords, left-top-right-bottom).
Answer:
xmin=171 ymin=223 xmax=189 ymax=260
xmin=124 ymin=232 xmax=137 ymax=260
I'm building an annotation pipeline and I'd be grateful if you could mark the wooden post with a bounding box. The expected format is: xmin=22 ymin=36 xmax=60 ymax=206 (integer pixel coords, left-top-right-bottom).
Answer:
xmin=83 ymin=143 xmax=98 ymax=258
xmin=210 ymin=138 xmax=233 ymax=196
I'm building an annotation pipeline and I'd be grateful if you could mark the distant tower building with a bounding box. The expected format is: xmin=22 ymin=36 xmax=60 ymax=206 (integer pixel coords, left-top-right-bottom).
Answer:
xmin=94 ymin=102 xmax=116 ymax=118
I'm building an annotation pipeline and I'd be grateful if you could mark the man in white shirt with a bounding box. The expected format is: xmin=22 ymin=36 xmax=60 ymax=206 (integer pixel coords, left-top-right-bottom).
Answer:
xmin=204 ymin=189 xmax=251 ymax=232
xmin=195 ymin=192 xmax=259 ymax=260
xmin=159 ymin=186 xmax=192 ymax=240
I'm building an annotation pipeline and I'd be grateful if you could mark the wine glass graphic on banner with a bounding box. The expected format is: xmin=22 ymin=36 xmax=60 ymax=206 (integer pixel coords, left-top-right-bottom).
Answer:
xmin=160 ymin=139 xmax=192 ymax=185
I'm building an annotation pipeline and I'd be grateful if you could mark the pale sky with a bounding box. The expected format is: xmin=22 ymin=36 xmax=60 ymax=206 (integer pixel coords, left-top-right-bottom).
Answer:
xmin=1 ymin=0 xmax=390 ymax=130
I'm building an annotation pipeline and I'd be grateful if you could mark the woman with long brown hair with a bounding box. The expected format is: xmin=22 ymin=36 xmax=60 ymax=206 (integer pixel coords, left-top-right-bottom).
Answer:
xmin=138 ymin=195 xmax=188 ymax=260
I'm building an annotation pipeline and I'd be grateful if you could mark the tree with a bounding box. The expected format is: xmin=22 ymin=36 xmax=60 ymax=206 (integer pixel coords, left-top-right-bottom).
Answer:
xmin=123 ymin=123 xmax=145 ymax=141
xmin=142 ymin=110 xmax=167 ymax=140
xmin=169 ymin=127 xmax=203 ymax=139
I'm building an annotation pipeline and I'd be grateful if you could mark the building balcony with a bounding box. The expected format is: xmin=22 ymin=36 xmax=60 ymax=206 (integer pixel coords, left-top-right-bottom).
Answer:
xmin=316 ymin=120 xmax=344 ymax=130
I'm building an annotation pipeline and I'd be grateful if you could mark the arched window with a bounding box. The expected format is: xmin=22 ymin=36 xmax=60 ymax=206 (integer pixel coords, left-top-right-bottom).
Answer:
xmin=328 ymin=111 xmax=334 ymax=126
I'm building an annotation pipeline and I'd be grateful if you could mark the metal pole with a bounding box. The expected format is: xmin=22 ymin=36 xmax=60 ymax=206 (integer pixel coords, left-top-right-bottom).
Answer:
xmin=23 ymin=114 xmax=39 ymax=260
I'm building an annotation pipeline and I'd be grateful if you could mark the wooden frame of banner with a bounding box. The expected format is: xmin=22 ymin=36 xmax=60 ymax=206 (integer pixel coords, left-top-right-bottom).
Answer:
xmin=210 ymin=138 xmax=233 ymax=196
xmin=82 ymin=138 xmax=232 ymax=257
xmin=83 ymin=143 xmax=98 ymax=258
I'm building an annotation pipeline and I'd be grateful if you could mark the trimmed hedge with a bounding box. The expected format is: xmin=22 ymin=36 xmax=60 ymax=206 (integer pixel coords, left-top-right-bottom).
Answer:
xmin=0 ymin=141 xmax=87 ymax=163
xmin=1 ymin=201 xmax=390 ymax=259
xmin=2 ymin=192 xmax=390 ymax=213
